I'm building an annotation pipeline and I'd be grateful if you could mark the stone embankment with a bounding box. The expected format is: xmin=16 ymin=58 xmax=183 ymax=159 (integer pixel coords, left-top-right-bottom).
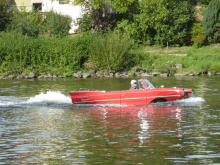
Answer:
xmin=0 ymin=64 xmax=219 ymax=79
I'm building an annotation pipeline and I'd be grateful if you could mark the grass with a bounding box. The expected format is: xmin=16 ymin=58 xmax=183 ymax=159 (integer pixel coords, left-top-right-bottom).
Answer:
xmin=141 ymin=44 xmax=220 ymax=74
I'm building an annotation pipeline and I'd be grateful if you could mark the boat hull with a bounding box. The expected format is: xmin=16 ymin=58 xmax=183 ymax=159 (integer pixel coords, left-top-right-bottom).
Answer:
xmin=69 ymin=88 xmax=193 ymax=105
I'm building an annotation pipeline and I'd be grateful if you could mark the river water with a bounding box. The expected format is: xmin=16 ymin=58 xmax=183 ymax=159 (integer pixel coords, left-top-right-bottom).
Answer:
xmin=0 ymin=76 xmax=219 ymax=164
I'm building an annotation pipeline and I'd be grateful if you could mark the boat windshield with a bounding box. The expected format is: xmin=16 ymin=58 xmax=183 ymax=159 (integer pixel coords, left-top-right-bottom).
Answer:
xmin=142 ymin=78 xmax=156 ymax=89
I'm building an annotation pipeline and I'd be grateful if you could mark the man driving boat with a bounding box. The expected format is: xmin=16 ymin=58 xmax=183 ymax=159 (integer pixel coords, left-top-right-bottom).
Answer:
xmin=130 ymin=80 xmax=138 ymax=90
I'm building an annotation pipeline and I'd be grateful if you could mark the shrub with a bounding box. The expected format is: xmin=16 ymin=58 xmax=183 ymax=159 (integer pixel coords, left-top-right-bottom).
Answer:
xmin=209 ymin=62 xmax=220 ymax=73
xmin=7 ymin=7 xmax=43 ymax=37
xmin=44 ymin=11 xmax=72 ymax=36
xmin=0 ymin=32 xmax=91 ymax=76
xmin=88 ymin=32 xmax=134 ymax=70
xmin=0 ymin=1 xmax=12 ymax=31
xmin=190 ymin=22 xmax=206 ymax=48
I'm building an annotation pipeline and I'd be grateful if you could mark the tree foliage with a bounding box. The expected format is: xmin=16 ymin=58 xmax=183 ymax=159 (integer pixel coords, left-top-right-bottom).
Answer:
xmin=73 ymin=0 xmax=137 ymax=13
xmin=74 ymin=0 xmax=196 ymax=46
xmin=202 ymin=0 xmax=220 ymax=40
xmin=8 ymin=7 xmax=43 ymax=37
xmin=75 ymin=1 xmax=123 ymax=33
xmin=117 ymin=0 xmax=195 ymax=45
xmin=44 ymin=11 xmax=72 ymax=36
xmin=0 ymin=1 xmax=12 ymax=31
xmin=201 ymin=0 xmax=212 ymax=5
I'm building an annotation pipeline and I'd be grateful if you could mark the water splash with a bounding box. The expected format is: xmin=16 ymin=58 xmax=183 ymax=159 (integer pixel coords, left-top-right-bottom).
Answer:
xmin=0 ymin=91 xmax=72 ymax=108
xmin=173 ymin=96 xmax=205 ymax=106
xmin=26 ymin=91 xmax=72 ymax=104
xmin=175 ymin=96 xmax=205 ymax=103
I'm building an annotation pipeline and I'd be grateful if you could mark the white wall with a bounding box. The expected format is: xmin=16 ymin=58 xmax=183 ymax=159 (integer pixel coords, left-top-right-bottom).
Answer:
xmin=42 ymin=0 xmax=83 ymax=33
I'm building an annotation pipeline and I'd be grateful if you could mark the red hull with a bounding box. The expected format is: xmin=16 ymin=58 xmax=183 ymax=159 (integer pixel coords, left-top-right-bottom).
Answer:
xmin=69 ymin=78 xmax=193 ymax=105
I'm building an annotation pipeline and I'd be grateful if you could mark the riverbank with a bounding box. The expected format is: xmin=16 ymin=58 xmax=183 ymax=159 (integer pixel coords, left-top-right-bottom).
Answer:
xmin=1 ymin=68 xmax=219 ymax=80
xmin=1 ymin=32 xmax=220 ymax=79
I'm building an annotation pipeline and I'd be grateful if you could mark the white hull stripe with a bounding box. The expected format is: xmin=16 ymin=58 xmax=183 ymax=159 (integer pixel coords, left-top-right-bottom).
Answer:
xmin=73 ymin=95 xmax=181 ymax=104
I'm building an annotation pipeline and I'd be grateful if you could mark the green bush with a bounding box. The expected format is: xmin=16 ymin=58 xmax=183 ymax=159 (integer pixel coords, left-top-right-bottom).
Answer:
xmin=44 ymin=11 xmax=72 ymax=37
xmin=88 ymin=32 xmax=134 ymax=70
xmin=209 ymin=62 xmax=220 ymax=73
xmin=7 ymin=7 xmax=43 ymax=37
xmin=190 ymin=22 xmax=206 ymax=48
xmin=0 ymin=32 xmax=92 ymax=76
xmin=0 ymin=1 xmax=12 ymax=31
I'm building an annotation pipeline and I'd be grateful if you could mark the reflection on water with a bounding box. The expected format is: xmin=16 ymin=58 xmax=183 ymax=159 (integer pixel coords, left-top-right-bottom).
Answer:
xmin=0 ymin=77 xmax=220 ymax=164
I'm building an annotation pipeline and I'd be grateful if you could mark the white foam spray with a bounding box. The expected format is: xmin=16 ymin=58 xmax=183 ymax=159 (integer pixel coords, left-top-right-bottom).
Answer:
xmin=0 ymin=91 xmax=72 ymax=108
xmin=26 ymin=91 xmax=72 ymax=104
xmin=174 ymin=96 xmax=205 ymax=104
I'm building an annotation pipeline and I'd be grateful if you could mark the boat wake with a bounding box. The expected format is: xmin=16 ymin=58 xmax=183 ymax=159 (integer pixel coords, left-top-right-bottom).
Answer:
xmin=172 ymin=96 xmax=205 ymax=105
xmin=0 ymin=91 xmax=73 ymax=109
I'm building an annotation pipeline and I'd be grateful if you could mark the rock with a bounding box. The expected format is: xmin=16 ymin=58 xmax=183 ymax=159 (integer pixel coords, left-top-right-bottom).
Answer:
xmin=90 ymin=69 xmax=96 ymax=74
xmin=109 ymin=73 xmax=114 ymax=77
xmin=0 ymin=76 xmax=4 ymax=79
xmin=152 ymin=72 xmax=161 ymax=76
xmin=192 ymin=71 xmax=200 ymax=76
xmin=121 ymin=75 xmax=129 ymax=78
xmin=7 ymin=74 xmax=14 ymax=79
xmin=21 ymin=72 xmax=27 ymax=78
xmin=132 ymin=67 xmax=144 ymax=72
xmin=182 ymin=71 xmax=191 ymax=76
xmin=109 ymin=70 xmax=115 ymax=74
xmin=83 ymin=73 xmax=91 ymax=78
xmin=17 ymin=75 xmax=23 ymax=79
xmin=160 ymin=73 xmax=168 ymax=77
xmin=141 ymin=73 xmax=151 ymax=77
xmin=121 ymin=71 xmax=128 ymax=77
xmin=135 ymin=72 xmax=141 ymax=77
xmin=29 ymin=72 xmax=36 ymax=79
xmin=58 ymin=75 xmax=64 ymax=78
xmin=103 ymin=71 xmax=109 ymax=77
xmin=90 ymin=70 xmax=96 ymax=76
xmin=176 ymin=64 xmax=185 ymax=69
xmin=37 ymin=75 xmax=45 ymax=79
xmin=174 ymin=73 xmax=184 ymax=76
xmin=46 ymin=73 xmax=53 ymax=78
xmin=208 ymin=71 xmax=212 ymax=76
xmin=73 ymin=73 xmax=79 ymax=78
xmin=96 ymin=71 xmax=104 ymax=77
xmin=53 ymin=74 xmax=58 ymax=78
xmin=24 ymin=76 xmax=29 ymax=79
xmin=127 ymin=71 xmax=132 ymax=77
xmin=115 ymin=72 xmax=120 ymax=78
xmin=73 ymin=71 xmax=83 ymax=78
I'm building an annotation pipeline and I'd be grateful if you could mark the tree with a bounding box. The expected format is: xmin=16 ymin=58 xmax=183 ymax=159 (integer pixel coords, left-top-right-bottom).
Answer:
xmin=117 ymin=0 xmax=195 ymax=45
xmin=0 ymin=1 xmax=12 ymax=31
xmin=73 ymin=0 xmax=137 ymax=13
xmin=202 ymin=0 xmax=220 ymax=41
xmin=74 ymin=0 xmax=196 ymax=46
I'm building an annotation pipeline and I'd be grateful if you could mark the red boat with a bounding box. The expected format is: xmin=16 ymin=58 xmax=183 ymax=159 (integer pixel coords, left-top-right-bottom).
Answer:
xmin=69 ymin=78 xmax=193 ymax=105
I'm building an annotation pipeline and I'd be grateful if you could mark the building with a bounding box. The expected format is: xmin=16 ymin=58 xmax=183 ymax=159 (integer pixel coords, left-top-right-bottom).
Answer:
xmin=7 ymin=0 xmax=83 ymax=33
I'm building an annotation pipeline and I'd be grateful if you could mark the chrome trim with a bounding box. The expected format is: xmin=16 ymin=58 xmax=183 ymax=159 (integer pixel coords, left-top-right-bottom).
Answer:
xmin=74 ymin=95 xmax=181 ymax=104
xmin=146 ymin=95 xmax=180 ymax=99
xmin=167 ymin=90 xmax=180 ymax=92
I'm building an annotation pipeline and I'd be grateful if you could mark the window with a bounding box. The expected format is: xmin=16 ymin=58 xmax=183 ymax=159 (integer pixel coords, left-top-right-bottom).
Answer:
xmin=33 ymin=3 xmax=42 ymax=11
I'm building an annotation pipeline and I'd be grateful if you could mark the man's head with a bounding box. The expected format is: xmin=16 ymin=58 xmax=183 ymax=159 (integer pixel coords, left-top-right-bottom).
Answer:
xmin=131 ymin=80 xmax=137 ymax=88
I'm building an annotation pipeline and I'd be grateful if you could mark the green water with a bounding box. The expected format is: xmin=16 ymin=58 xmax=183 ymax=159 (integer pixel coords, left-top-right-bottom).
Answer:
xmin=0 ymin=76 xmax=220 ymax=164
